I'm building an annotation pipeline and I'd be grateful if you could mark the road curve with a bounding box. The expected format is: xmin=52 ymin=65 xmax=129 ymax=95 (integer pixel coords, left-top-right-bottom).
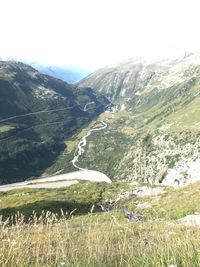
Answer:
xmin=0 ymin=170 xmax=112 ymax=191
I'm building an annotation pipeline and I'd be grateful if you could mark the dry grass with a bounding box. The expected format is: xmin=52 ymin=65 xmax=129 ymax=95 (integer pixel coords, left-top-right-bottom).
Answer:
xmin=2 ymin=182 xmax=200 ymax=266
xmin=1 ymin=211 xmax=200 ymax=267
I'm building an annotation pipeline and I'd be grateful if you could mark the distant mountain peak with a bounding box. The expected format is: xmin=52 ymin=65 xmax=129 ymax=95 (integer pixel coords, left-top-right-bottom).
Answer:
xmin=29 ymin=61 xmax=91 ymax=83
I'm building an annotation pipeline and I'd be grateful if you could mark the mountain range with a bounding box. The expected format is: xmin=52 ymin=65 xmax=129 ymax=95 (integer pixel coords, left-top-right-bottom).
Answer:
xmin=1 ymin=53 xmax=200 ymax=187
xmin=0 ymin=57 xmax=90 ymax=83
xmin=30 ymin=62 xmax=90 ymax=83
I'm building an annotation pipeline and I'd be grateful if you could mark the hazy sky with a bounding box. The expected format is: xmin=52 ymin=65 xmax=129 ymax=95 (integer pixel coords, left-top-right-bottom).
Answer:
xmin=1 ymin=0 xmax=200 ymax=70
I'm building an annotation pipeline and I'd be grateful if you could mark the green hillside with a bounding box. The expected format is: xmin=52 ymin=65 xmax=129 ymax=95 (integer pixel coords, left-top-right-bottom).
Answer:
xmin=0 ymin=61 xmax=109 ymax=184
xmin=77 ymin=54 xmax=200 ymax=185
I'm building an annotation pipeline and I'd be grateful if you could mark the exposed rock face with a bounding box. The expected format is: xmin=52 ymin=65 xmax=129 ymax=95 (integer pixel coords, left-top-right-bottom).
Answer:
xmin=124 ymin=211 xmax=143 ymax=222
xmin=162 ymin=158 xmax=200 ymax=187
xmin=133 ymin=186 xmax=165 ymax=197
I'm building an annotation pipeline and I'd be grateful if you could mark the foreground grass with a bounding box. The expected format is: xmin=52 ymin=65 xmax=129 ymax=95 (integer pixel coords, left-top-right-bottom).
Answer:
xmin=2 ymin=182 xmax=200 ymax=266
xmin=1 ymin=211 xmax=200 ymax=267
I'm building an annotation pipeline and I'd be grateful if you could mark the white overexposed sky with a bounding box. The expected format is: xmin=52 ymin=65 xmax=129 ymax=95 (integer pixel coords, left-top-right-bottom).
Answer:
xmin=0 ymin=0 xmax=200 ymax=70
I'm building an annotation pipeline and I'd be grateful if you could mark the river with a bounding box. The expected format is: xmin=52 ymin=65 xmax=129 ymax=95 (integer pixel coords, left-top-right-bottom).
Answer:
xmin=72 ymin=121 xmax=108 ymax=170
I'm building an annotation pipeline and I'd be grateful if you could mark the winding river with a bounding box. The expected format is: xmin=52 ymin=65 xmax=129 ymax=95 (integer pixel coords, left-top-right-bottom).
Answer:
xmin=72 ymin=121 xmax=108 ymax=170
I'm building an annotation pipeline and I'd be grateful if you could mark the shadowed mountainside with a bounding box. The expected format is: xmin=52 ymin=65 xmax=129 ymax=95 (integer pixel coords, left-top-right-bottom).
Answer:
xmin=0 ymin=61 xmax=109 ymax=184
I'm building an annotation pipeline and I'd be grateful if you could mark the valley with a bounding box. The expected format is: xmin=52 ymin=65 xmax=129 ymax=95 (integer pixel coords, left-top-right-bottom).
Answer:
xmin=2 ymin=54 xmax=200 ymax=190
xmin=1 ymin=54 xmax=200 ymax=266
xmin=2 ymin=0 xmax=200 ymax=265
xmin=3 ymin=54 xmax=200 ymax=188
xmin=76 ymin=53 xmax=200 ymax=187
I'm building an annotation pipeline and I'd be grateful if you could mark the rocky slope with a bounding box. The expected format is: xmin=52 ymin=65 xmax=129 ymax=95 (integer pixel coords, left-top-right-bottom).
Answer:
xmin=0 ymin=61 xmax=109 ymax=184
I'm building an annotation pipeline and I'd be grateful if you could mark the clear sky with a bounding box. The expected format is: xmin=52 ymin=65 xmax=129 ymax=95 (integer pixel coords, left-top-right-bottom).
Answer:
xmin=1 ymin=0 xmax=200 ymax=70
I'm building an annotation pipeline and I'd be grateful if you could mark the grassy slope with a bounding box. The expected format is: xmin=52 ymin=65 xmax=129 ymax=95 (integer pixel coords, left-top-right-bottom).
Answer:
xmin=1 ymin=182 xmax=200 ymax=266
xmin=2 ymin=213 xmax=200 ymax=267
xmin=0 ymin=181 xmax=132 ymax=219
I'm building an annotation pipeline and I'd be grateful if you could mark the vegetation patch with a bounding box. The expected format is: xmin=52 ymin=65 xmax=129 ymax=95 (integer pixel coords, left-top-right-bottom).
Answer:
xmin=0 ymin=124 xmax=14 ymax=133
xmin=0 ymin=181 xmax=133 ymax=219
xmin=136 ymin=182 xmax=200 ymax=220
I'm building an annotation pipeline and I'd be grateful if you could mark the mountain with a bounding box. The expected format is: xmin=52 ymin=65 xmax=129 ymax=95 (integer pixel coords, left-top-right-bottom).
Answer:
xmin=28 ymin=62 xmax=90 ymax=83
xmin=0 ymin=61 xmax=109 ymax=184
xmin=78 ymin=52 xmax=200 ymax=100
xmin=0 ymin=57 xmax=91 ymax=83
xmin=77 ymin=53 xmax=200 ymax=186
